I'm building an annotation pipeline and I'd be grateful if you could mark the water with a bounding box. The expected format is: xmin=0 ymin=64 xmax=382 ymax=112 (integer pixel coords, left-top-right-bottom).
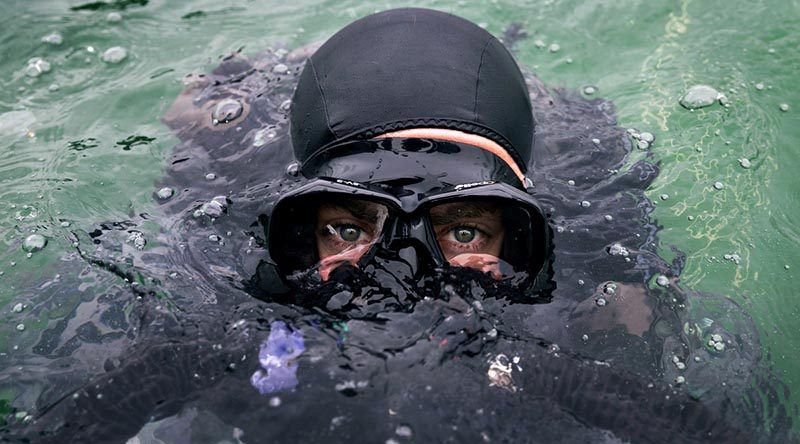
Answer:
xmin=1 ymin=0 xmax=799 ymax=442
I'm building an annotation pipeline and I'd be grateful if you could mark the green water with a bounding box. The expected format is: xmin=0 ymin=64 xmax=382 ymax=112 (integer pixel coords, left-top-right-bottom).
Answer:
xmin=1 ymin=0 xmax=798 ymax=429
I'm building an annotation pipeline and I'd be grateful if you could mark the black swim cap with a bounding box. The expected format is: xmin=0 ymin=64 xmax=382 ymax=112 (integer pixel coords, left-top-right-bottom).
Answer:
xmin=290 ymin=8 xmax=534 ymax=172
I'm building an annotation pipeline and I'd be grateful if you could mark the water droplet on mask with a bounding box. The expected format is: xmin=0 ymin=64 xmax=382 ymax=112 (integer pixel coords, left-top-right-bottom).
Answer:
xmin=24 ymin=57 xmax=51 ymax=77
xmin=22 ymin=234 xmax=47 ymax=253
xmin=211 ymin=98 xmax=243 ymax=124
xmin=269 ymin=396 xmax=281 ymax=407
xmin=101 ymin=46 xmax=128 ymax=64
xmin=41 ymin=32 xmax=63 ymax=45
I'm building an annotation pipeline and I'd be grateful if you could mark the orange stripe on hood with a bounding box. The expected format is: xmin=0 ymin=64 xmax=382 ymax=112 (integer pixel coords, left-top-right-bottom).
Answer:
xmin=376 ymin=128 xmax=527 ymax=185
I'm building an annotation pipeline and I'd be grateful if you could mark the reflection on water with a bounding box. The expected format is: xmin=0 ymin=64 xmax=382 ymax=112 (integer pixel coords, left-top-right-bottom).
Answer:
xmin=0 ymin=19 xmax=795 ymax=444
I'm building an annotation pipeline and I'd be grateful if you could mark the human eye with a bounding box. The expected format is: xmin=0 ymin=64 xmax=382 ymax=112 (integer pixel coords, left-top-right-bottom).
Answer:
xmin=437 ymin=223 xmax=493 ymax=255
xmin=318 ymin=219 xmax=376 ymax=250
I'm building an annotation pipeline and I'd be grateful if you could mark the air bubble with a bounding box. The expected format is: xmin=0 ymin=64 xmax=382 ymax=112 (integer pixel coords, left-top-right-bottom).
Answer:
xmin=24 ymin=57 xmax=51 ymax=77
xmin=286 ymin=163 xmax=299 ymax=177
xmin=211 ymin=99 xmax=243 ymax=124
xmin=580 ymin=200 xmax=591 ymax=208
xmin=156 ymin=187 xmax=174 ymax=199
xmin=395 ymin=425 xmax=413 ymax=438
xmin=713 ymin=181 xmax=724 ymax=190
xmin=106 ymin=12 xmax=122 ymax=22
xmin=548 ymin=43 xmax=560 ymax=53
xmin=738 ymin=158 xmax=751 ymax=169
xmin=272 ymin=63 xmax=289 ymax=73
xmin=23 ymin=234 xmax=47 ymax=253
xmin=101 ymin=46 xmax=128 ymax=64
xmin=12 ymin=303 xmax=24 ymax=313
xmin=583 ymin=85 xmax=597 ymax=95
xmin=656 ymin=275 xmax=669 ymax=287
xmin=41 ymin=33 xmax=63 ymax=45
xmin=595 ymin=297 xmax=607 ymax=307
xmin=779 ymin=103 xmax=790 ymax=112
xmin=205 ymin=172 xmax=217 ymax=181
xmin=679 ymin=85 xmax=725 ymax=110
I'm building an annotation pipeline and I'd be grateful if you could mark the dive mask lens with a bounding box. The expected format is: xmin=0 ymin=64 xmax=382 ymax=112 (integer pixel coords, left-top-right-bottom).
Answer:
xmin=270 ymin=190 xmax=545 ymax=285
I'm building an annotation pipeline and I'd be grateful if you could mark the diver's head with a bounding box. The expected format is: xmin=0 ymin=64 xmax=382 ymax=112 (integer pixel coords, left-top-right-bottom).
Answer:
xmin=265 ymin=8 xmax=551 ymax=302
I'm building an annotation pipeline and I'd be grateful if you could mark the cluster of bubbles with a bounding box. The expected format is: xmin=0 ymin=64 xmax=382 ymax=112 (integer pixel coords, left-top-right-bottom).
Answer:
xmin=22 ymin=15 xmax=128 ymax=83
xmin=194 ymin=195 xmax=230 ymax=219
xmin=627 ymin=128 xmax=655 ymax=150
xmin=125 ymin=231 xmax=146 ymax=250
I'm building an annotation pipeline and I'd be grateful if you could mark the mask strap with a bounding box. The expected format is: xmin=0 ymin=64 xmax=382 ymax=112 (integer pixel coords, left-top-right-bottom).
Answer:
xmin=375 ymin=128 xmax=527 ymax=185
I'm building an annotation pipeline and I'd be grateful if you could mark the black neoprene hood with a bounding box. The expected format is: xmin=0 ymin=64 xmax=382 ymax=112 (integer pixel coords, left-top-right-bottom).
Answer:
xmin=290 ymin=8 xmax=534 ymax=172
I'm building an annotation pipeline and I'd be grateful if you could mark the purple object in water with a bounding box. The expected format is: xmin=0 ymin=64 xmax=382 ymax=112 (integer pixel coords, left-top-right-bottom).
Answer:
xmin=250 ymin=321 xmax=305 ymax=395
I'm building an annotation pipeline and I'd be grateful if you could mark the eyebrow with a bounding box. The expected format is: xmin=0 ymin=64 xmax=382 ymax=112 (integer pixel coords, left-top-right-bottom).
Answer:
xmin=429 ymin=202 xmax=499 ymax=225
xmin=323 ymin=199 xmax=386 ymax=224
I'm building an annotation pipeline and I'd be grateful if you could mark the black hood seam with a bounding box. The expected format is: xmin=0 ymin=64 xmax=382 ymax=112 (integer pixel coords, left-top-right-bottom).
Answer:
xmin=309 ymin=58 xmax=337 ymax=139
xmin=473 ymin=37 xmax=493 ymax=122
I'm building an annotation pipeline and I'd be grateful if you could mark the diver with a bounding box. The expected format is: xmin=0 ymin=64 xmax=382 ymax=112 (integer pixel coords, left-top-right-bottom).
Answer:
xmin=265 ymin=8 xmax=552 ymax=301
xmin=4 ymin=8 xmax=792 ymax=444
